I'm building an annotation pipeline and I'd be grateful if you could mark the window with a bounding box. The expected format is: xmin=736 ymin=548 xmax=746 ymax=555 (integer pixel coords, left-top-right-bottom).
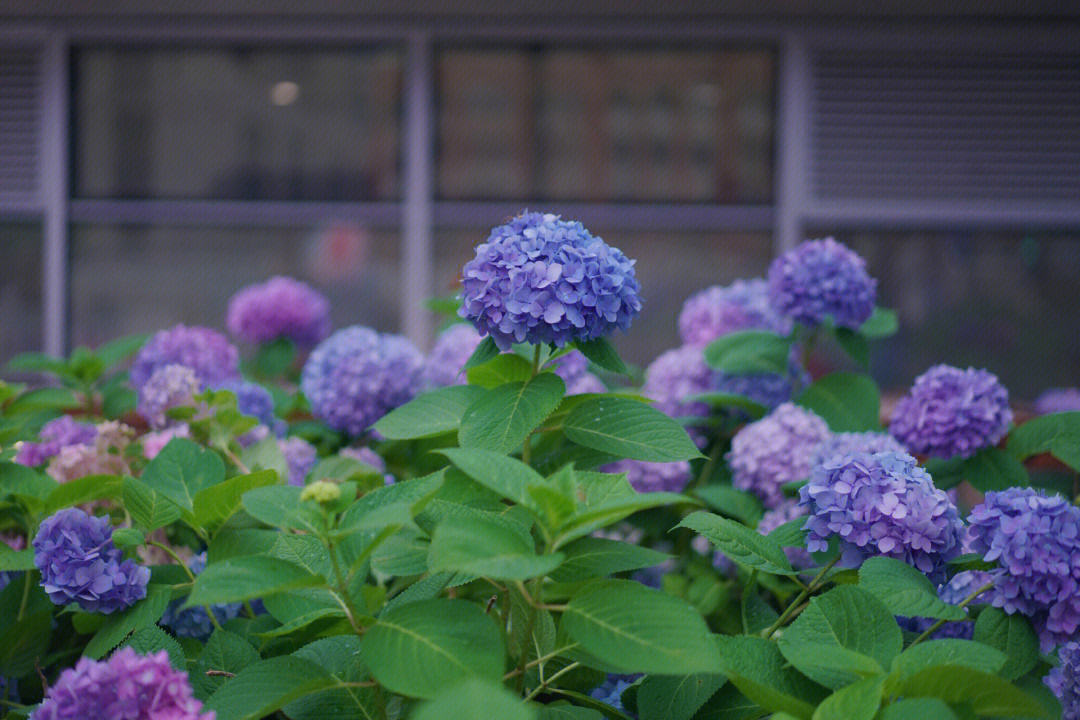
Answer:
xmin=0 ymin=222 xmax=42 ymax=362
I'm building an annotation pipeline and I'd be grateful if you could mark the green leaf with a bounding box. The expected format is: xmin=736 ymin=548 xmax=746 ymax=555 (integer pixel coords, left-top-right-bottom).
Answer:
xmin=859 ymin=307 xmax=898 ymax=338
xmin=946 ymin=553 xmax=996 ymax=574
xmin=466 ymin=351 xmax=534 ymax=388
xmin=899 ymin=666 xmax=1052 ymax=718
xmin=767 ymin=518 xmax=808 ymax=550
xmin=85 ymin=585 xmax=171 ymax=658
xmin=5 ymin=386 xmax=79 ymax=413
xmin=961 ymin=447 xmax=1029 ymax=492
xmin=834 ymin=328 xmax=869 ymax=368
xmin=192 ymin=469 xmax=278 ymax=534
xmin=972 ymin=607 xmax=1039 ymax=681
xmin=375 ymin=385 xmax=488 ymax=440
xmin=562 ymin=579 xmax=721 ymax=675
xmin=778 ymin=586 xmax=901 ymax=689
xmin=0 ymin=548 xmax=35 ymax=572
xmin=459 ymin=373 xmax=566 ymax=454
xmin=575 ymin=337 xmax=629 ymax=376
xmin=563 ymin=397 xmax=703 ymax=462
xmin=123 ymin=476 xmax=183 ymax=532
xmin=6 ymin=351 xmax=67 ymax=375
xmin=774 ymin=643 xmax=882 ymax=689
xmin=1051 ymin=436 xmax=1080 ymax=473
xmin=207 ymin=529 xmax=280 ymax=563
xmin=691 ymin=683 xmax=762 ymax=720
xmin=0 ymin=610 xmax=50 ymax=677
xmin=96 ymin=332 xmax=150 ymax=368
xmin=438 ymin=448 xmax=543 ymax=507
xmin=193 ymin=630 xmax=260 ymax=700
xmin=923 ymin=457 xmax=967 ymax=491
xmin=283 ymin=636 xmax=377 ymax=720
xmin=858 ymin=557 xmax=966 ymax=621
xmin=553 ymin=491 xmax=696 ymax=549
xmin=239 ymin=435 xmax=288 ymax=480
xmin=45 ymin=474 xmax=123 ymax=512
xmin=704 ymin=331 xmax=793 ymax=374
xmin=686 ymin=392 xmax=769 ymax=419
xmin=1008 ymin=411 xmax=1080 ymax=459
xmin=429 ymin=514 xmax=565 ymax=580
xmin=549 ymin=537 xmax=669 ymax=583
xmin=336 ymin=470 xmax=445 ymax=537
xmin=795 ymin=373 xmax=880 ymax=432
xmin=677 ymin=511 xmax=796 ymax=576
xmin=694 ymin=486 xmax=764 ymax=526
xmin=714 ymin=635 xmax=828 ymax=720
xmin=187 ymin=555 xmax=325 ymax=606
xmin=877 ymin=698 xmax=957 ymax=720
xmin=205 ymin=656 xmax=339 ymax=720
xmin=892 ymin=639 xmax=1006 ymax=679
xmin=111 ymin=527 xmax=145 ymax=548
xmin=241 ymin=485 xmax=324 ymax=534
xmin=462 ymin=336 xmax=500 ymax=372
xmin=537 ymin=707 xmax=604 ymax=720
xmin=415 ymin=678 xmax=536 ymax=720
xmin=118 ymin=626 xmax=186 ymax=670
xmin=811 ymin=675 xmax=885 ymax=720
xmin=140 ymin=438 xmax=226 ymax=514
xmin=635 ymin=673 xmax=725 ymax=720
xmin=362 ymin=598 xmax=504 ymax=699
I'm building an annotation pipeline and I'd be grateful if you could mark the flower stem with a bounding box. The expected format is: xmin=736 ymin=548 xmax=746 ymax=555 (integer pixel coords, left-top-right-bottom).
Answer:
xmin=762 ymin=555 xmax=840 ymax=639
xmin=908 ymin=581 xmax=994 ymax=647
xmin=523 ymin=661 xmax=581 ymax=703
xmin=147 ymin=540 xmax=224 ymax=632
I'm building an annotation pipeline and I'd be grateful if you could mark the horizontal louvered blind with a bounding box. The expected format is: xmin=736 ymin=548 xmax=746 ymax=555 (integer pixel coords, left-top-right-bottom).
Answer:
xmin=810 ymin=49 xmax=1080 ymax=202
xmin=0 ymin=46 xmax=41 ymax=203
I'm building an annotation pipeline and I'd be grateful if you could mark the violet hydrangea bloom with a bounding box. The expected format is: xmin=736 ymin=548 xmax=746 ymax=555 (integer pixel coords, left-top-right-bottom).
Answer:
xmin=46 ymin=421 xmax=134 ymax=484
xmin=713 ymin=369 xmax=802 ymax=413
xmin=30 ymin=647 xmax=214 ymax=720
xmin=551 ymin=350 xmax=605 ymax=395
xmin=160 ymin=552 xmax=241 ymax=639
xmin=279 ymin=436 xmax=318 ymax=487
xmin=340 ymin=446 xmax=395 ymax=485
xmin=226 ymin=275 xmax=331 ymax=347
xmin=137 ymin=364 xmax=201 ymax=429
xmin=809 ymin=431 xmax=907 ymax=471
xmin=678 ymin=278 xmax=789 ymax=346
xmin=1045 ymin=641 xmax=1080 ymax=719
xmin=799 ymin=451 xmax=964 ymax=582
xmin=458 ymin=211 xmax=642 ymax=350
xmin=766 ymin=238 xmax=876 ymax=329
xmin=642 ymin=345 xmax=712 ymax=423
xmin=967 ymin=487 xmax=1080 ymax=650
xmin=758 ymin=500 xmax=811 ymax=569
xmin=14 ymin=416 xmax=97 ymax=467
xmin=130 ymin=324 xmax=240 ymax=390
xmin=890 ymin=364 xmax=1013 ymax=459
xmin=603 ymin=458 xmax=692 ymax=494
xmin=421 ymin=323 xmax=483 ymax=387
xmin=727 ymin=402 xmax=831 ymax=509
xmin=301 ymin=326 xmax=424 ymax=436
xmin=1035 ymin=388 xmax=1080 ymax=416
xmin=32 ymin=508 xmax=149 ymax=614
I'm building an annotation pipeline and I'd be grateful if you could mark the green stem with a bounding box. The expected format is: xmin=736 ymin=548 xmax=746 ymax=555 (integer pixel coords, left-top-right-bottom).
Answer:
xmin=328 ymin=540 xmax=364 ymax=634
xmin=148 ymin=540 xmax=224 ymax=632
xmin=16 ymin=569 xmax=31 ymax=622
xmin=691 ymin=441 xmax=725 ymax=490
xmin=909 ymin=581 xmax=994 ymax=647
xmin=523 ymin=661 xmax=581 ymax=703
xmin=531 ymin=345 xmax=542 ymax=376
xmin=762 ymin=556 xmax=840 ymax=639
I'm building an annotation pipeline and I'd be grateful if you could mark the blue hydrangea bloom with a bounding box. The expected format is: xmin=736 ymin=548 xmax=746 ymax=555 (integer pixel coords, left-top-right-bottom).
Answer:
xmin=421 ymin=323 xmax=483 ymax=388
xmin=458 ymin=212 xmax=642 ymax=350
xmin=590 ymin=674 xmax=641 ymax=714
xmin=809 ymin=432 xmax=907 ymax=472
xmin=678 ymin=278 xmax=790 ymax=346
xmin=767 ymin=238 xmax=876 ymax=329
xmin=160 ymin=553 xmax=242 ymax=639
xmin=216 ymin=379 xmax=281 ymax=430
xmin=137 ymin=364 xmax=201 ymax=429
xmin=130 ymin=324 xmax=240 ymax=390
xmin=800 ymin=451 xmax=964 ymax=582
xmin=280 ymin=436 xmax=318 ymax=487
xmin=713 ymin=368 xmax=803 ymax=413
xmin=301 ymin=326 xmax=424 ymax=436
xmin=1045 ymin=641 xmax=1080 ymax=719
xmin=226 ymin=275 xmax=332 ymax=347
xmin=967 ymin=487 xmax=1080 ymax=650
xmin=890 ymin=364 xmax=1013 ymax=459
xmin=603 ymin=458 xmax=692 ymax=494
xmin=32 ymin=508 xmax=149 ymax=614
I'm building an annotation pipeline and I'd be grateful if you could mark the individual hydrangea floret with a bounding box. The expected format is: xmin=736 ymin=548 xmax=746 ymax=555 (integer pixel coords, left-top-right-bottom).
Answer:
xmin=809 ymin=431 xmax=907 ymax=471
xmin=14 ymin=416 xmax=98 ymax=467
xmin=130 ymin=324 xmax=240 ymax=390
xmin=727 ymin=402 xmax=831 ymax=509
xmin=800 ymin=451 xmax=964 ymax=582
xmin=32 ymin=508 xmax=149 ymax=614
xmin=967 ymin=487 xmax=1080 ymax=650
xmin=30 ymin=647 xmax=214 ymax=720
xmin=160 ymin=553 xmax=241 ymax=639
xmin=890 ymin=364 xmax=1013 ymax=459
xmin=678 ymin=278 xmax=789 ymax=346
xmin=137 ymin=364 xmax=201 ymax=429
xmin=1045 ymin=641 xmax=1080 ymax=719
xmin=1035 ymin=388 xmax=1080 ymax=416
xmin=301 ymin=326 xmax=424 ymax=436
xmin=603 ymin=458 xmax=692 ymax=494
xmin=279 ymin=436 xmax=318 ymax=487
xmin=758 ymin=500 xmax=811 ymax=569
xmin=766 ymin=238 xmax=876 ymax=329
xmin=226 ymin=275 xmax=331 ymax=347
xmin=458 ymin=211 xmax=642 ymax=350
xmin=421 ymin=323 xmax=483 ymax=387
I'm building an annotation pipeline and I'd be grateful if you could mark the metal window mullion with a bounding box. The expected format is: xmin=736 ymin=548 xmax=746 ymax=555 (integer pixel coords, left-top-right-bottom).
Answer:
xmin=401 ymin=31 xmax=434 ymax=348
xmin=41 ymin=32 xmax=69 ymax=357
xmin=775 ymin=32 xmax=810 ymax=253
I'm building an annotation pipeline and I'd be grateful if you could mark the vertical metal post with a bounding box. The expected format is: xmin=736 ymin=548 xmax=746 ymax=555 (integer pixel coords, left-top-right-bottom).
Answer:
xmin=41 ymin=32 xmax=69 ymax=356
xmin=775 ymin=32 xmax=810 ymax=253
xmin=401 ymin=32 xmax=434 ymax=348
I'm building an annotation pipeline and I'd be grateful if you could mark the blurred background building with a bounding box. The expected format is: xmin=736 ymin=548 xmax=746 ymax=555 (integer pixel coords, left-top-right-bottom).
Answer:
xmin=0 ymin=2 xmax=1078 ymax=398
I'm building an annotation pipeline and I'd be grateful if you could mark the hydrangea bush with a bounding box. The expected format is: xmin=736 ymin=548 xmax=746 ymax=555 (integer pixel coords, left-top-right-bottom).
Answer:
xmin=0 ymin=221 xmax=1073 ymax=720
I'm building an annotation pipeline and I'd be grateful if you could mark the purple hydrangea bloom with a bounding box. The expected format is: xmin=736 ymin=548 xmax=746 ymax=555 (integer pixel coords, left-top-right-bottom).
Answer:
xmin=421 ymin=324 xmax=483 ymax=387
xmin=458 ymin=211 xmax=642 ymax=350
xmin=32 ymin=508 xmax=149 ymax=614
xmin=713 ymin=370 xmax=800 ymax=412
xmin=160 ymin=553 xmax=241 ymax=639
xmin=767 ymin=238 xmax=877 ymax=329
xmin=226 ymin=275 xmax=331 ymax=347
xmin=898 ymin=568 xmax=991 ymax=640
xmin=30 ymin=647 xmax=214 ymax=720
xmin=800 ymin=451 xmax=964 ymax=581
xmin=301 ymin=326 xmax=424 ymax=436
xmin=603 ymin=459 xmax=692 ymax=494
xmin=14 ymin=416 xmax=98 ymax=467
xmin=678 ymin=278 xmax=790 ymax=346
xmin=279 ymin=436 xmax=318 ymax=487
xmin=727 ymin=403 xmax=831 ymax=509
xmin=809 ymin=432 xmax=907 ymax=471
xmin=590 ymin=674 xmax=641 ymax=714
xmin=758 ymin=500 xmax=812 ymax=569
xmin=215 ymin=380 xmax=282 ymax=435
xmin=967 ymin=487 xmax=1080 ymax=650
xmin=142 ymin=425 xmax=191 ymax=460
xmin=130 ymin=324 xmax=240 ymax=390
xmin=1045 ymin=641 xmax=1080 ymax=719
xmin=551 ymin=350 xmax=606 ymax=394
xmin=137 ymin=364 xmax=201 ymax=429
xmin=643 ymin=345 xmax=712 ymax=423
xmin=890 ymin=365 xmax=1013 ymax=459
xmin=340 ymin=446 xmax=395 ymax=485
xmin=1035 ymin=388 xmax=1080 ymax=416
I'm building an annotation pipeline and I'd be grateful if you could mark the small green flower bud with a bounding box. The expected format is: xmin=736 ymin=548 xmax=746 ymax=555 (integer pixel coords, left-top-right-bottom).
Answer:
xmin=300 ymin=480 xmax=341 ymax=504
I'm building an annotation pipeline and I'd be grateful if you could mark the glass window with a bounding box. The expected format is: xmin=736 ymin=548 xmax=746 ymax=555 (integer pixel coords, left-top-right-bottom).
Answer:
xmin=437 ymin=46 xmax=773 ymax=203
xmin=74 ymin=47 xmax=402 ymax=201
xmin=70 ymin=224 xmax=401 ymax=348
xmin=0 ymin=222 xmax=42 ymax=365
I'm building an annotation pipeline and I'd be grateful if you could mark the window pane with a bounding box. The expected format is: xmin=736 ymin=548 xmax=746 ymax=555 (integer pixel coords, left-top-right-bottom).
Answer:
xmin=0 ymin=222 xmax=42 ymax=364
xmin=826 ymin=230 xmax=1080 ymax=400
xmin=434 ymin=227 xmax=773 ymax=367
xmin=71 ymin=224 xmax=401 ymax=348
xmin=75 ymin=47 xmax=401 ymax=201
xmin=437 ymin=46 xmax=773 ymax=203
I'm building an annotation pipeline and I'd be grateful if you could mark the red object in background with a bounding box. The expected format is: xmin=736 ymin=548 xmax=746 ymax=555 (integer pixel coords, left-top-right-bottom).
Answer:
xmin=306 ymin=223 xmax=371 ymax=284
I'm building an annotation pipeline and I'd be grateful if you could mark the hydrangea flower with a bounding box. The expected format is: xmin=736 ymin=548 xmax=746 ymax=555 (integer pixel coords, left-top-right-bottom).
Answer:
xmin=551 ymin=350 xmax=605 ymax=395
xmin=14 ymin=416 xmax=98 ymax=467
xmin=1045 ymin=641 xmax=1080 ymax=719
xmin=691 ymin=535 xmax=736 ymax=577
xmin=678 ymin=278 xmax=789 ymax=346
xmin=713 ymin=369 xmax=802 ymax=413
xmin=898 ymin=567 xmax=992 ymax=641
xmin=967 ymin=487 xmax=1080 ymax=650
xmin=30 ymin=647 xmax=213 ymax=720
xmin=421 ymin=324 xmax=483 ymax=387
xmin=1035 ymin=388 xmax=1080 ymax=416
xmin=130 ymin=324 xmax=240 ymax=391
xmin=160 ymin=553 xmax=241 ymax=639
xmin=727 ymin=403 xmax=831 ymax=509
xmin=590 ymin=674 xmax=641 ymax=714
xmin=799 ymin=451 xmax=964 ymax=581
xmin=279 ymin=436 xmax=318 ymax=487
xmin=766 ymin=238 xmax=876 ymax=329
xmin=137 ymin=364 xmax=201 ymax=429
xmin=142 ymin=425 xmax=191 ymax=460
xmin=758 ymin=500 xmax=811 ymax=569
xmin=46 ymin=421 xmax=134 ymax=484
xmin=32 ymin=508 xmax=149 ymax=613
xmin=603 ymin=459 xmax=692 ymax=494
xmin=226 ymin=275 xmax=331 ymax=347
xmin=458 ymin=211 xmax=642 ymax=350
xmin=301 ymin=326 xmax=423 ymax=436
xmin=809 ymin=431 xmax=907 ymax=471
xmin=340 ymin=446 xmax=395 ymax=485
xmin=890 ymin=365 xmax=1013 ymax=459
xmin=642 ymin=345 xmax=713 ymax=424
